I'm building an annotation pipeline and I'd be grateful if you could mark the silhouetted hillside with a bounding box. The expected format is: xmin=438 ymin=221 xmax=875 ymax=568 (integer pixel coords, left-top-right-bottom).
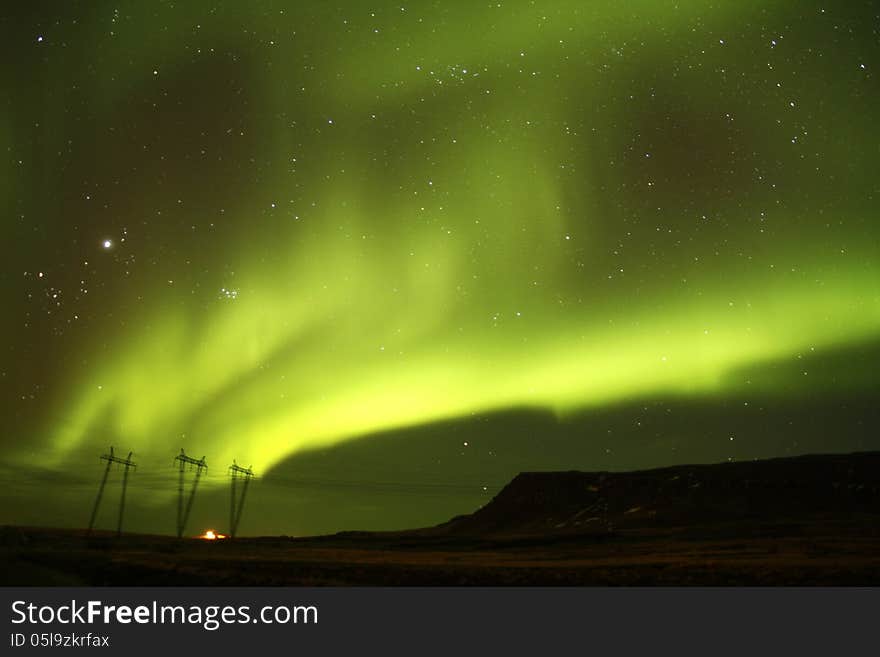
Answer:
xmin=436 ymin=451 xmax=880 ymax=536
xmin=4 ymin=451 xmax=880 ymax=586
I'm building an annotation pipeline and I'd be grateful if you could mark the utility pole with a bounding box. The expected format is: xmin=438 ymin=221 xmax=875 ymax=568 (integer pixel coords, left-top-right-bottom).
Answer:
xmin=228 ymin=461 xmax=254 ymax=538
xmin=174 ymin=449 xmax=207 ymax=538
xmin=87 ymin=447 xmax=137 ymax=537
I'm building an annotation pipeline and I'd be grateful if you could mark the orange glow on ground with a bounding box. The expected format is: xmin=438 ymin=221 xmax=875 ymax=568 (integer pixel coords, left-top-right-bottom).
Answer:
xmin=199 ymin=529 xmax=227 ymax=540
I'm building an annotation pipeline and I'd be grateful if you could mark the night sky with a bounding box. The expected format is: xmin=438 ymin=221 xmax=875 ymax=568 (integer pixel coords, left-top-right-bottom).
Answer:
xmin=2 ymin=1 xmax=878 ymax=537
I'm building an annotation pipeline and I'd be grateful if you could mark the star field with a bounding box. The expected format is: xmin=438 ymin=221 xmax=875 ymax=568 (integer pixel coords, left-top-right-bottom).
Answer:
xmin=1 ymin=1 xmax=878 ymax=535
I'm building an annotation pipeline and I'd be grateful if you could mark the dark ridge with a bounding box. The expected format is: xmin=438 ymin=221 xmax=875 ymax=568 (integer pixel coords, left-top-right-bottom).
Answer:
xmin=432 ymin=451 xmax=880 ymax=536
xmin=3 ymin=452 xmax=880 ymax=586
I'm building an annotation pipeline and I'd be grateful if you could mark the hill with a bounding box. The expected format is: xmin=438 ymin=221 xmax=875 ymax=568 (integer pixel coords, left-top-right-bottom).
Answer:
xmin=434 ymin=451 xmax=880 ymax=536
xmin=3 ymin=452 xmax=880 ymax=585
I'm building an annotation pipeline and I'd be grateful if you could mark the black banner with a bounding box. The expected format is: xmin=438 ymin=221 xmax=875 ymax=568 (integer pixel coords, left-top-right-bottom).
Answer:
xmin=1 ymin=587 xmax=876 ymax=655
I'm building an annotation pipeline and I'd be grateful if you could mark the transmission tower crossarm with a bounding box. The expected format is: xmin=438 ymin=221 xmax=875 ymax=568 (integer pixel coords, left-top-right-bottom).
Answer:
xmin=228 ymin=461 xmax=255 ymax=538
xmin=174 ymin=449 xmax=207 ymax=538
xmin=88 ymin=446 xmax=137 ymax=537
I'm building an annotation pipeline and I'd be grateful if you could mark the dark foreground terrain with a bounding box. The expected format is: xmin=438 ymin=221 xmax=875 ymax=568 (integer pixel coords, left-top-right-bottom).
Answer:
xmin=3 ymin=452 xmax=880 ymax=585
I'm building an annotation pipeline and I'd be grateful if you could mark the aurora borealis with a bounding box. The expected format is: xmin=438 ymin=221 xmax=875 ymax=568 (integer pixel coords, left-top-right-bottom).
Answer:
xmin=2 ymin=1 xmax=878 ymax=535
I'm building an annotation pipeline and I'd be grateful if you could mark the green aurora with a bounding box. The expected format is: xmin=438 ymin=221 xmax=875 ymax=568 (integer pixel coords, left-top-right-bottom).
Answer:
xmin=2 ymin=1 xmax=878 ymax=533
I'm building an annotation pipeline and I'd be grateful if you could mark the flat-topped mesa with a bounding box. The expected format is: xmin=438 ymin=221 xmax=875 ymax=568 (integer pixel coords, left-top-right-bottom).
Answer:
xmin=437 ymin=451 xmax=880 ymax=536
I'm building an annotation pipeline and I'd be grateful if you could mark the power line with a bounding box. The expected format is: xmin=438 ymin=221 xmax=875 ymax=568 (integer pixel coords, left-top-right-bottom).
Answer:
xmin=263 ymin=473 xmax=498 ymax=495
xmin=173 ymin=449 xmax=206 ymax=538
xmin=87 ymin=446 xmax=136 ymax=537
xmin=228 ymin=461 xmax=255 ymax=538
